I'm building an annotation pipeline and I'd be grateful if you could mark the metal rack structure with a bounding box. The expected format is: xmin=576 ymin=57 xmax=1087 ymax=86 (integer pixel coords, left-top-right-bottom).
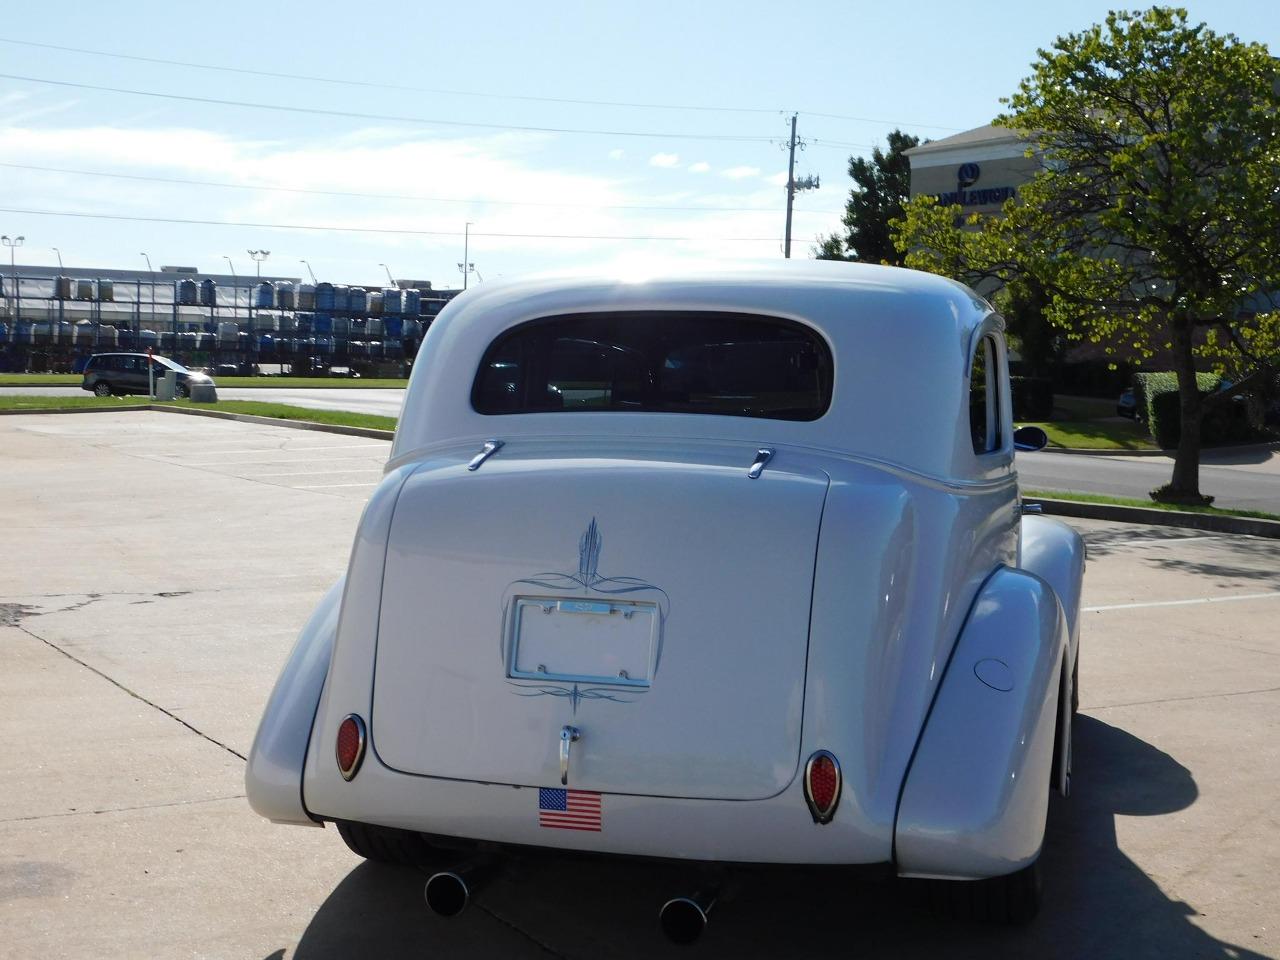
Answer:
xmin=0 ymin=272 xmax=459 ymax=375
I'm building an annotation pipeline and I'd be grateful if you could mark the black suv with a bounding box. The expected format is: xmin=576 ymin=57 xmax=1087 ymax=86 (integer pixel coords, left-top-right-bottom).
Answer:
xmin=81 ymin=353 xmax=214 ymax=398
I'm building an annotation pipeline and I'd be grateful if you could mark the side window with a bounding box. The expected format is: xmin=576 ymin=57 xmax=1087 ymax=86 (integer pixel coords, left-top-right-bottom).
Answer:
xmin=969 ymin=335 xmax=1003 ymax=454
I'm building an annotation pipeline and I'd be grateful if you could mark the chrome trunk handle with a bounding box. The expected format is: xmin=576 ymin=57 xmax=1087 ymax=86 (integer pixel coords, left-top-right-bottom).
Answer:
xmin=559 ymin=725 xmax=581 ymax=785
xmin=467 ymin=439 xmax=504 ymax=471
xmin=747 ymin=448 xmax=774 ymax=479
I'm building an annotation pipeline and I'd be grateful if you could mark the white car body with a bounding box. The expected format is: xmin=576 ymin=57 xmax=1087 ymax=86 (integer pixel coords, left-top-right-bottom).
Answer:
xmin=247 ymin=261 xmax=1083 ymax=889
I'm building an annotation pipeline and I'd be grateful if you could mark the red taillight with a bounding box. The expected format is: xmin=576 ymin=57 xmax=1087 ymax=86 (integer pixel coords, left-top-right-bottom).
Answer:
xmin=803 ymin=750 xmax=841 ymax=824
xmin=336 ymin=714 xmax=366 ymax=781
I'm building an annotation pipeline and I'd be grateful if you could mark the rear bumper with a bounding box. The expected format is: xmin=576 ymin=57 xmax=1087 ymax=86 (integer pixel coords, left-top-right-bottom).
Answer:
xmin=303 ymin=747 xmax=894 ymax=867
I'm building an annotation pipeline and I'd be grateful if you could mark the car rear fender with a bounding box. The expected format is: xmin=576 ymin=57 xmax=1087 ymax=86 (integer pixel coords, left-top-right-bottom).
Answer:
xmin=894 ymin=566 xmax=1066 ymax=879
xmin=245 ymin=577 xmax=345 ymax=826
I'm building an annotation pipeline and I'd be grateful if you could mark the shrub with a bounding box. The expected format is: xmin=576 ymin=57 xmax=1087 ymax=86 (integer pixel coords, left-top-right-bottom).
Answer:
xmin=1132 ymin=371 xmax=1258 ymax=448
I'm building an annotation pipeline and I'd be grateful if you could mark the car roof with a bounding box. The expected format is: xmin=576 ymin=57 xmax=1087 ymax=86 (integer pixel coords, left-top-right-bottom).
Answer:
xmin=393 ymin=261 xmax=1008 ymax=484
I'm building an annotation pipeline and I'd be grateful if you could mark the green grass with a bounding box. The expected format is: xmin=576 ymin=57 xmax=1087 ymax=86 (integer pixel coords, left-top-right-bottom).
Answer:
xmin=0 ymin=373 xmax=407 ymax=388
xmin=0 ymin=373 xmax=82 ymax=385
xmin=0 ymin=394 xmax=396 ymax=432
xmin=1023 ymin=489 xmax=1279 ymax=522
xmin=1023 ymin=419 xmax=1158 ymax=450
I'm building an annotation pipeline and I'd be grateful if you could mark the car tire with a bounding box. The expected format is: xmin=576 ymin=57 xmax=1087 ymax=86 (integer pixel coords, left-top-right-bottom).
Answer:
xmin=922 ymin=858 xmax=1043 ymax=925
xmin=1071 ymin=652 xmax=1079 ymax=717
xmin=175 ymin=383 xmax=189 ymax=399
xmin=335 ymin=820 xmax=444 ymax=867
xmin=93 ymin=382 xmax=113 ymax=397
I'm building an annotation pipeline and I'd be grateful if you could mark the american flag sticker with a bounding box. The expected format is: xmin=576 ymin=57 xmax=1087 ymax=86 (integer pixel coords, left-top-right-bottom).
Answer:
xmin=538 ymin=787 xmax=603 ymax=831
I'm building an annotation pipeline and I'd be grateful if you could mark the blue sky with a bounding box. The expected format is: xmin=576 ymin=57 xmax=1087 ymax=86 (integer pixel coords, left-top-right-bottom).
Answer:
xmin=1 ymin=1 xmax=1275 ymax=289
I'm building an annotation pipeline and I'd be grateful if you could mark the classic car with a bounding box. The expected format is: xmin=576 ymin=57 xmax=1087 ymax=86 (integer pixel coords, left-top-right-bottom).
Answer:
xmin=246 ymin=261 xmax=1084 ymax=940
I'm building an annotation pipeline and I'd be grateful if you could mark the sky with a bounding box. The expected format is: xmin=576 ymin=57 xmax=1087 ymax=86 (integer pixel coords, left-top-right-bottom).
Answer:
xmin=1 ymin=0 xmax=1277 ymax=290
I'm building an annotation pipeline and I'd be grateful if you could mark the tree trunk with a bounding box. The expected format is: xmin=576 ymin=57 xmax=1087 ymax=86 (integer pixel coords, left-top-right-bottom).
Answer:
xmin=1163 ymin=321 xmax=1208 ymax=503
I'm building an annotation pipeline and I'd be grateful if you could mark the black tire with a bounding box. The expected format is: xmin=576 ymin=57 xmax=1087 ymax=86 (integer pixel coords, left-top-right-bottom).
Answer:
xmin=335 ymin=820 xmax=443 ymax=867
xmin=1071 ymin=651 xmax=1079 ymax=717
xmin=93 ymin=381 xmax=112 ymax=397
xmin=923 ymin=859 xmax=1042 ymax=925
xmin=175 ymin=383 xmax=190 ymax=399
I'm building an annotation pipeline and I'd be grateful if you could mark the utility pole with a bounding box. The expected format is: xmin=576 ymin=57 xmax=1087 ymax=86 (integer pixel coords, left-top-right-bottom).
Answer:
xmin=782 ymin=114 xmax=820 ymax=259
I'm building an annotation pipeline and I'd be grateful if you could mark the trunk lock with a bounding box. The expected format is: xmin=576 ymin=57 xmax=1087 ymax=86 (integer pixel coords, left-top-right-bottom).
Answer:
xmin=559 ymin=725 xmax=581 ymax=785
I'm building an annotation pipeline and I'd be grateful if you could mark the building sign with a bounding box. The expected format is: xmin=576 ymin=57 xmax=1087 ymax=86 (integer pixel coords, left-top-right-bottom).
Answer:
xmin=932 ymin=163 xmax=1016 ymax=207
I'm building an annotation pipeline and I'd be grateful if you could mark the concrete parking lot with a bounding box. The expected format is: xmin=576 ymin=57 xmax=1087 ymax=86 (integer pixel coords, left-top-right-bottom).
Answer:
xmin=1 ymin=410 xmax=1277 ymax=959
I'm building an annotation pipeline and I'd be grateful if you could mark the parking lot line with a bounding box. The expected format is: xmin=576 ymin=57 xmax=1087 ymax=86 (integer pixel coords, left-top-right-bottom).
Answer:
xmin=251 ymin=468 xmax=385 ymax=477
xmin=294 ymin=481 xmax=381 ymax=489
xmin=1084 ymin=591 xmax=1280 ymax=612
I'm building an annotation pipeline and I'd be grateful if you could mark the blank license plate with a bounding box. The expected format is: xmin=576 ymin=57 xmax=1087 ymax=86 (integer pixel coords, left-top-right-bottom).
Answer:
xmin=508 ymin=597 xmax=657 ymax=687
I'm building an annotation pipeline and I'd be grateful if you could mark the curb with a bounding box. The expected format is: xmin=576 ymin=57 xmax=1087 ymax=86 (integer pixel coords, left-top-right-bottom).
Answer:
xmin=1047 ymin=439 xmax=1280 ymax=458
xmin=0 ymin=403 xmax=396 ymax=440
xmin=1024 ymin=497 xmax=1280 ymax=539
xmin=145 ymin=404 xmax=396 ymax=440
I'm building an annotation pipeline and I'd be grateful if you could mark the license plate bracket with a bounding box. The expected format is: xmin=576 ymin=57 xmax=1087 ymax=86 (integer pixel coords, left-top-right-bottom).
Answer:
xmin=507 ymin=596 xmax=657 ymax=688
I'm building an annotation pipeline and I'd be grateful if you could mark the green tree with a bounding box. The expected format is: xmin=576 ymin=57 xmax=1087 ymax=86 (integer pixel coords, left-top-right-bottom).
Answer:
xmin=893 ymin=7 xmax=1280 ymax=504
xmin=816 ymin=129 xmax=920 ymax=264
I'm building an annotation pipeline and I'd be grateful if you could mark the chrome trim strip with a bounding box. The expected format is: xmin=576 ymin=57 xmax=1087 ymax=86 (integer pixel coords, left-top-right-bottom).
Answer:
xmin=802 ymin=749 xmax=842 ymax=825
xmin=336 ymin=713 xmax=367 ymax=782
xmin=747 ymin=447 xmax=774 ymax=479
xmin=466 ymin=438 xmax=504 ymax=471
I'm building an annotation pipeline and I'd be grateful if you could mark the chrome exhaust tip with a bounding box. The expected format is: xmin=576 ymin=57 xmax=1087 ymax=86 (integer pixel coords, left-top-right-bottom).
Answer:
xmin=424 ymin=871 xmax=470 ymax=917
xmin=424 ymin=860 xmax=495 ymax=918
xmin=659 ymin=888 xmax=717 ymax=945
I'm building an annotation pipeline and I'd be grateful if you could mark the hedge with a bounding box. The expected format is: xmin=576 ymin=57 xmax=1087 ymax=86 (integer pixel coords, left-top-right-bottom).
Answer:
xmin=1132 ymin=371 xmax=1255 ymax=448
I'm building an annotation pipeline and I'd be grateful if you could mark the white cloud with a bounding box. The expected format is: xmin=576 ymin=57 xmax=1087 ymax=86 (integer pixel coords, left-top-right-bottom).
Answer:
xmin=649 ymin=152 xmax=681 ymax=168
xmin=608 ymin=148 xmax=625 ymax=160
xmin=688 ymin=162 xmax=710 ymax=173
xmin=765 ymin=171 xmax=789 ymax=186
xmin=0 ymin=122 xmax=846 ymax=279
xmin=721 ymin=165 xmax=761 ymax=179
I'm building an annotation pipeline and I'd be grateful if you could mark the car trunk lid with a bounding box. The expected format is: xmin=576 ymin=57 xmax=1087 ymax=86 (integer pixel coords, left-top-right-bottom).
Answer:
xmin=370 ymin=443 xmax=828 ymax=800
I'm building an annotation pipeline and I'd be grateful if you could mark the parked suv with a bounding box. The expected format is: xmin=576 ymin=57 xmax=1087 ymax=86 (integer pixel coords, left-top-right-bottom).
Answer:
xmin=81 ymin=353 xmax=214 ymax=398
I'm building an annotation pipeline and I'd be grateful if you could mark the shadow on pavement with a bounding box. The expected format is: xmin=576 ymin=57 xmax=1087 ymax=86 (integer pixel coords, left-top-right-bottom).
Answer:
xmin=292 ymin=717 xmax=1267 ymax=959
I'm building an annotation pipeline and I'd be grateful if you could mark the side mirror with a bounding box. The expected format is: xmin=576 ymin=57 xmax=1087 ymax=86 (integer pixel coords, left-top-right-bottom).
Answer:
xmin=1013 ymin=425 xmax=1049 ymax=452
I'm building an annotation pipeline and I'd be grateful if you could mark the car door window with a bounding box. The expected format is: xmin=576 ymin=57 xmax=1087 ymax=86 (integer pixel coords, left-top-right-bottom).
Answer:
xmin=970 ymin=335 xmax=1003 ymax=455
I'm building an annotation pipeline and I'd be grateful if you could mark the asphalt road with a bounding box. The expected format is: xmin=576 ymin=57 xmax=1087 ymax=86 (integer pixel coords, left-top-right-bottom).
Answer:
xmin=2 ymin=411 xmax=1277 ymax=959
xmin=2 ymin=386 xmax=1276 ymax=510
xmin=1017 ymin=446 xmax=1280 ymax=513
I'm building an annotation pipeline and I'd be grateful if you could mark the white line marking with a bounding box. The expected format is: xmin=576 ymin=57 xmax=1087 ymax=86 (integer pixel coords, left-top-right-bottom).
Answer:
xmin=1140 ymin=535 xmax=1225 ymax=544
xmin=294 ymin=481 xmax=380 ymax=489
xmin=175 ymin=456 xmax=385 ymax=466
xmin=251 ymin=468 xmax=384 ymax=477
xmin=1085 ymin=592 xmax=1280 ymax=612
xmin=135 ymin=444 xmax=387 ymax=457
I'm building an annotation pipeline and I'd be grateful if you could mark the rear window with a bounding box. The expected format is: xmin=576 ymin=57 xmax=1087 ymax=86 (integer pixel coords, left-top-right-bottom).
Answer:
xmin=472 ymin=312 xmax=832 ymax=421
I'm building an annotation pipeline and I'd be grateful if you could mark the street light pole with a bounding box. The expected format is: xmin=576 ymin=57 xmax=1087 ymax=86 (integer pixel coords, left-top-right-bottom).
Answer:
xmin=379 ymin=263 xmax=395 ymax=287
xmin=52 ymin=246 xmax=64 ymax=271
xmin=247 ymin=251 xmax=269 ymax=365
xmin=300 ymin=259 xmax=316 ymax=284
xmin=2 ymin=235 xmax=24 ymax=322
xmin=140 ymin=252 xmax=154 ymax=340
xmin=460 ymin=222 xmax=474 ymax=291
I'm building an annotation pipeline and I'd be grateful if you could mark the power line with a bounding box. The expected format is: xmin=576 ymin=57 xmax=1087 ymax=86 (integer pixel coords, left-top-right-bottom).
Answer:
xmin=0 ymin=160 xmax=850 ymax=214
xmin=0 ymin=36 xmax=963 ymax=132
xmin=0 ymin=73 xmax=780 ymax=143
xmin=0 ymin=205 xmax=836 ymax=241
xmin=802 ymin=110 xmax=961 ymax=132
xmin=0 ymin=36 xmax=783 ymax=116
